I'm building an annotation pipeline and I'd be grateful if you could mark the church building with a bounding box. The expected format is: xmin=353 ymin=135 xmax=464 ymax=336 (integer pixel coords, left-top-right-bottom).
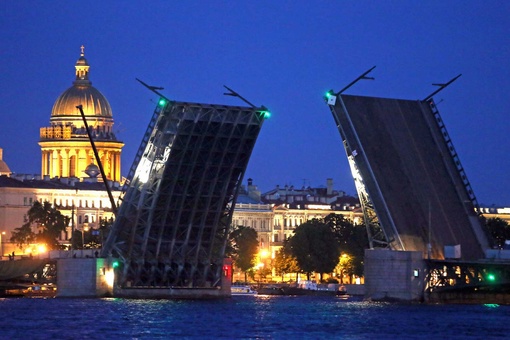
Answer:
xmin=39 ymin=46 xmax=123 ymax=182
xmin=0 ymin=47 xmax=122 ymax=257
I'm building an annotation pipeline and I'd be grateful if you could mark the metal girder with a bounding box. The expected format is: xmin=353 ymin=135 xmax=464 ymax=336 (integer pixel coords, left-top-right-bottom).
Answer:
xmin=426 ymin=260 xmax=510 ymax=294
xmin=102 ymin=100 xmax=266 ymax=289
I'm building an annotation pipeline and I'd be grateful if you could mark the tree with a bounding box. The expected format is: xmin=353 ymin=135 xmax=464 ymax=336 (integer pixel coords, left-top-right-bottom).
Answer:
xmin=11 ymin=201 xmax=70 ymax=250
xmin=334 ymin=253 xmax=355 ymax=284
xmin=288 ymin=218 xmax=341 ymax=281
xmin=324 ymin=213 xmax=368 ymax=277
xmin=273 ymin=240 xmax=300 ymax=282
xmin=485 ymin=217 xmax=510 ymax=249
xmin=70 ymin=218 xmax=113 ymax=250
xmin=228 ymin=225 xmax=258 ymax=283
xmin=324 ymin=213 xmax=354 ymax=247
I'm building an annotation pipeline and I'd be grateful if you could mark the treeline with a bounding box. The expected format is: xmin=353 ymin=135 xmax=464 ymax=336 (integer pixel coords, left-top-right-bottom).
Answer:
xmin=228 ymin=213 xmax=369 ymax=283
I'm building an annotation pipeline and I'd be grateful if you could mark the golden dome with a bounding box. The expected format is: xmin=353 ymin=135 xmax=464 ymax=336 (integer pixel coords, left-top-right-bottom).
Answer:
xmin=51 ymin=86 xmax=112 ymax=117
xmin=51 ymin=46 xmax=112 ymax=118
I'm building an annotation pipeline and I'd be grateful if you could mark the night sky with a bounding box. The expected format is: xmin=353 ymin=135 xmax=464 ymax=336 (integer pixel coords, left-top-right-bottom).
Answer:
xmin=1 ymin=1 xmax=509 ymax=205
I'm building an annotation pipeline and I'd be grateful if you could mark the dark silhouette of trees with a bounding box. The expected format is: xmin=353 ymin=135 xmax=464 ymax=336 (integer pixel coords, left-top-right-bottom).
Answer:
xmin=485 ymin=217 xmax=510 ymax=249
xmin=324 ymin=213 xmax=368 ymax=277
xmin=288 ymin=218 xmax=340 ymax=281
xmin=11 ymin=201 xmax=70 ymax=250
xmin=228 ymin=225 xmax=258 ymax=283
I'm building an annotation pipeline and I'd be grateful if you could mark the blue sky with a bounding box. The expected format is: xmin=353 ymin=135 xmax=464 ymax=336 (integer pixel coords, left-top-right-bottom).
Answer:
xmin=1 ymin=1 xmax=509 ymax=205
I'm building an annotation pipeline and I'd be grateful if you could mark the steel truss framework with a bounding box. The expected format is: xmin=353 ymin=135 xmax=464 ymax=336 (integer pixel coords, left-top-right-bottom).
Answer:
xmin=426 ymin=260 xmax=510 ymax=294
xmin=102 ymin=101 xmax=266 ymax=289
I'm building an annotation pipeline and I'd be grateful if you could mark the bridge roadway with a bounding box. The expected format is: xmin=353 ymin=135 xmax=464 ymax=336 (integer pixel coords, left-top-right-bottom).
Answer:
xmin=335 ymin=94 xmax=489 ymax=260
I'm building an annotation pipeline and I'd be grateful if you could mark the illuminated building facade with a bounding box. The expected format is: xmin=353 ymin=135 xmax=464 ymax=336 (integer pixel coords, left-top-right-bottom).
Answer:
xmin=261 ymin=178 xmax=362 ymax=250
xmin=0 ymin=174 xmax=119 ymax=257
xmin=39 ymin=46 xmax=123 ymax=182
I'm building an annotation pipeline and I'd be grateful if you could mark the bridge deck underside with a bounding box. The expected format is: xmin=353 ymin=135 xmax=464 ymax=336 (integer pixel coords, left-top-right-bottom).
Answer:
xmin=105 ymin=101 xmax=265 ymax=288
xmin=339 ymin=95 xmax=485 ymax=260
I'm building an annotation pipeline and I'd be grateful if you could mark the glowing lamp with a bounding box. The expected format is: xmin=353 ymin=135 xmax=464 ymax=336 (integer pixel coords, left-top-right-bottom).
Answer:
xmin=158 ymin=98 xmax=167 ymax=107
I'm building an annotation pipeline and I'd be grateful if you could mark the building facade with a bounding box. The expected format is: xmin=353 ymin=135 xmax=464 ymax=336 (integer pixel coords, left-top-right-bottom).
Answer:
xmin=232 ymin=179 xmax=362 ymax=261
xmin=0 ymin=174 xmax=120 ymax=257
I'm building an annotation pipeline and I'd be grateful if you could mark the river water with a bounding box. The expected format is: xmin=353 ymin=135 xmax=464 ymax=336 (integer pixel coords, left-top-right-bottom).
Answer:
xmin=0 ymin=295 xmax=508 ymax=339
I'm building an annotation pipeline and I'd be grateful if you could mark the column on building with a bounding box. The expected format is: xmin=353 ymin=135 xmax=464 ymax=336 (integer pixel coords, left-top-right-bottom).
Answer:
xmin=60 ymin=149 xmax=69 ymax=178
xmin=51 ymin=149 xmax=60 ymax=178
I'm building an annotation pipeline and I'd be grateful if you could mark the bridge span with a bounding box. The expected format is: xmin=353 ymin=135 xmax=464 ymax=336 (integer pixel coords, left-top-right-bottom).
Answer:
xmin=100 ymin=95 xmax=267 ymax=297
xmin=327 ymin=92 xmax=490 ymax=261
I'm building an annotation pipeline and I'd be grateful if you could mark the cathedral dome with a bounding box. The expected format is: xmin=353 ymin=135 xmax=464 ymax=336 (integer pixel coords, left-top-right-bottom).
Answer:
xmin=50 ymin=46 xmax=112 ymax=118
xmin=51 ymin=85 xmax=112 ymax=117
xmin=39 ymin=46 xmax=124 ymax=183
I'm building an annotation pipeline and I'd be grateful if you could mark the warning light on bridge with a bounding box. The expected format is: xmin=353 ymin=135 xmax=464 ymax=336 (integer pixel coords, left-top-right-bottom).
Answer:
xmin=324 ymin=90 xmax=337 ymax=105
xmin=261 ymin=110 xmax=271 ymax=119
xmin=158 ymin=98 xmax=168 ymax=107
xmin=112 ymin=261 xmax=119 ymax=269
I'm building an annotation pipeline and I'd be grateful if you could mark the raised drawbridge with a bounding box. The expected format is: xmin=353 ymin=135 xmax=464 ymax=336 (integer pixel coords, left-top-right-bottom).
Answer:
xmin=101 ymin=84 xmax=268 ymax=297
xmin=325 ymin=69 xmax=490 ymax=261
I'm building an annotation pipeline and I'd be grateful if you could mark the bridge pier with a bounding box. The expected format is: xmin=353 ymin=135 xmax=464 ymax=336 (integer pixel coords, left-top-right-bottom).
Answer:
xmin=57 ymin=258 xmax=114 ymax=298
xmin=364 ymin=249 xmax=426 ymax=302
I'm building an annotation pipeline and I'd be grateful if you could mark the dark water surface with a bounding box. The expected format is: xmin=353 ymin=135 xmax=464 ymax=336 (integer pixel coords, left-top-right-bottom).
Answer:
xmin=0 ymin=295 xmax=508 ymax=339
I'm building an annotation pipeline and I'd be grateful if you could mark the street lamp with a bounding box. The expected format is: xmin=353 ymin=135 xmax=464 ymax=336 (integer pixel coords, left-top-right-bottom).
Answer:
xmin=258 ymin=249 xmax=270 ymax=282
xmin=81 ymin=225 xmax=89 ymax=257
xmin=37 ymin=244 xmax=47 ymax=259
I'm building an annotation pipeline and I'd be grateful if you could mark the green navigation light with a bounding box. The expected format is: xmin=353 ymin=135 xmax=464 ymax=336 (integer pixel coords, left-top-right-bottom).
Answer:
xmin=158 ymin=98 xmax=167 ymax=107
xmin=262 ymin=111 xmax=271 ymax=119
xmin=324 ymin=90 xmax=335 ymax=103
xmin=487 ymin=273 xmax=496 ymax=282
xmin=112 ymin=261 xmax=119 ymax=269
